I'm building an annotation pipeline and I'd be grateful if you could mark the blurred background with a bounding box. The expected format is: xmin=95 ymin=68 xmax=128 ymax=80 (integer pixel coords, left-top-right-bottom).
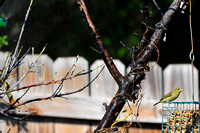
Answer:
xmin=0 ymin=0 xmax=199 ymax=69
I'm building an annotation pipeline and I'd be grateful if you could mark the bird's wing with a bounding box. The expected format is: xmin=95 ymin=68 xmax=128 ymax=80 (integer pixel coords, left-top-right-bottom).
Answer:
xmin=160 ymin=91 xmax=173 ymax=100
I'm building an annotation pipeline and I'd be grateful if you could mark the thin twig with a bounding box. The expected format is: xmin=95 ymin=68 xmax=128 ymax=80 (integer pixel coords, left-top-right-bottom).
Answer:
xmin=4 ymin=66 xmax=104 ymax=110
xmin=11 ymin=46 xmax=46 ymax=90
xmin=11 ymin=0 xmax=34 ymax=67
xmin=0 ymin=67 xmax=100 ymax=95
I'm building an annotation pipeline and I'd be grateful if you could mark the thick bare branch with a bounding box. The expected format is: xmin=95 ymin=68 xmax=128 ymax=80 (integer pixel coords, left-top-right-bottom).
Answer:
xmin=77 ymin=0 xmax=123 ymax=85
xmin=94 ymin=0 xmax=182 ymax=131
xmin=134 ymin=0 xmax=181 ymax=67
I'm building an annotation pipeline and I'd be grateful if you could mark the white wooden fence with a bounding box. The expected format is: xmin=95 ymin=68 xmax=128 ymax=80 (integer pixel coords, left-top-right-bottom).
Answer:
xmin=0 ymin=52 xmax=199 ymax=133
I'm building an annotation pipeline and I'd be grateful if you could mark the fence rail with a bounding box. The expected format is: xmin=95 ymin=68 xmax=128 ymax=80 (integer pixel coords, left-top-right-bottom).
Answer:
xmin=0 ymin=52 xmax=199 ymax=133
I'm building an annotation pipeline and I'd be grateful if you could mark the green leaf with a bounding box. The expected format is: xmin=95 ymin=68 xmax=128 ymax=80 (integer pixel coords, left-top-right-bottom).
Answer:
xmin=0 ymin=35 xmax=8 ymax=48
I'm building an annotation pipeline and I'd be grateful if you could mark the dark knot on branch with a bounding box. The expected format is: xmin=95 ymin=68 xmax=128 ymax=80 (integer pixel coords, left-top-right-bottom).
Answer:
xmin=155 ymin=22 xmax=167 ymax=30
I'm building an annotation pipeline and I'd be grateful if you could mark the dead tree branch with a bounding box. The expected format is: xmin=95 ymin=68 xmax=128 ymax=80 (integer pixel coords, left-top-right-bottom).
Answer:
xmin=0 ymin=63 xmax=102 ymax=96
xmin=2 ymin=66 xmax=104 ymax=114
xmin=77 ymin=0 xmax=123 ymax=85
xmin=77 ymin=0 xmax=183 ymax=132
xmin=139 ymin=0 xmax=150 ymax=52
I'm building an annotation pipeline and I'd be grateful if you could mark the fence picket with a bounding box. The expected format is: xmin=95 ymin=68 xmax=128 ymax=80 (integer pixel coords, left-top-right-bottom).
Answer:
xmin=53 ymin=57 xmax=89 ymax=97
xmin=90 ymin=59 xmax=125 ymax=99
xmin=124 ymin=62 xmax=163 ymax=121
xmin=18 ymin=118 xmax=54 ymax=133
xmin=0 ymin=117 xmax=18 ymax=133
xmin=164 ymin=64 xmax=199 ymax=101
xmin=18 ymin=54 xmax=54 ymax=97
xmin=140 ymin=62 xmax=163 ymax=101
xmin=54 ymin=119 xmax=90 ymax=133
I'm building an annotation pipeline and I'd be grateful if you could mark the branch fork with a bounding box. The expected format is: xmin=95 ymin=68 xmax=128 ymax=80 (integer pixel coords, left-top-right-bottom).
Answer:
xmin=77 ymin=0 xmax=183 ymax=132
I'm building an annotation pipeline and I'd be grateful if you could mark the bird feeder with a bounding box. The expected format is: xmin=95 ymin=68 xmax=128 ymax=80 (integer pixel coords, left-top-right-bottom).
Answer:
xmin=162 ymin=102 xmax=200 ymax=133
xmin=0 ymin=18 xmax=7 ymax=28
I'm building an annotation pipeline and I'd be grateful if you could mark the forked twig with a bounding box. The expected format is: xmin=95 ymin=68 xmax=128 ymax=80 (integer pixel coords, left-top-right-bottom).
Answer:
xmin=2 ymin=66 xmax=104 ymax=112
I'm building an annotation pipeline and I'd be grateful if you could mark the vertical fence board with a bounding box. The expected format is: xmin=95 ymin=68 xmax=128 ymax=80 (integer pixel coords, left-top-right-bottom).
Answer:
xmin=54 ymin=119 xmax=90 ymax=133
xmin=140 ymin=62 xmax=162 ymax=101
xmin=18 ymin=118 xmax=54 ymax=133
xmin=18 ymin=54 xmax=54 ymax=97
xmin=0 ymin=117 xmax=18 ymax=133
xmin=90 ymin=60 xmax=125 ymax=99
xmin=164 ymin=64 xmax=199 ymax=101
xmin=126 ymin=62 xmax=163 ymax=120
xmin=53 ymin=57 xmax=89 ymax=97
xmin=89 ymin=60 xmax=125 ymax=122
xmin=126 ymin=62 xmax=162 ymax=101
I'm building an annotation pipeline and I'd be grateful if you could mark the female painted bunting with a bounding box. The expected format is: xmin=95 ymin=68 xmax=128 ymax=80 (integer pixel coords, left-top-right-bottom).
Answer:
xmin=153 ymin=88 xmax=183 ymax=106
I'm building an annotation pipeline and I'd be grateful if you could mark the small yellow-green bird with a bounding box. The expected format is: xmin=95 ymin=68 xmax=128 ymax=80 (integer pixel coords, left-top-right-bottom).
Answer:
xmin=153 ymin=88 xmax=183 ymax=106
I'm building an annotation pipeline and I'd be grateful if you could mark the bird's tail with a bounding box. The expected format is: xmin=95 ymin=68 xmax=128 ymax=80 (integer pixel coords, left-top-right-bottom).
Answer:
xmin=153 ymin=102 xmax=159 ymax=106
